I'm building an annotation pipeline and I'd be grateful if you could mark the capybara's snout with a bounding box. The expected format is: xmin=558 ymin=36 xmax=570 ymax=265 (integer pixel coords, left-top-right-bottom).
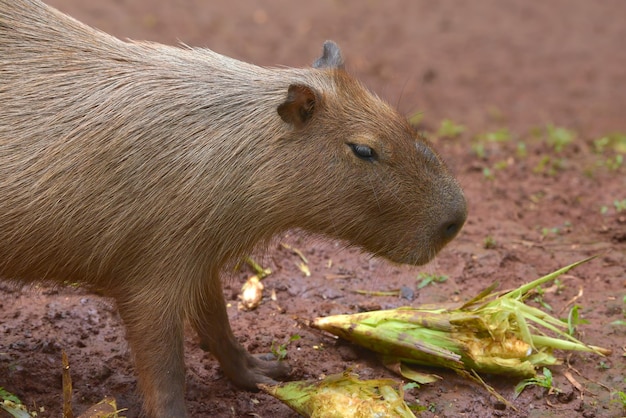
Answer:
xmin=435 ymin=185 xmax=467 ymax=247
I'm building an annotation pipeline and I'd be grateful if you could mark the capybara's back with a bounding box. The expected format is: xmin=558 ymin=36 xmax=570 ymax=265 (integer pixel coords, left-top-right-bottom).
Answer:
xmin=0 ymin=0 xmax=466 ymax=416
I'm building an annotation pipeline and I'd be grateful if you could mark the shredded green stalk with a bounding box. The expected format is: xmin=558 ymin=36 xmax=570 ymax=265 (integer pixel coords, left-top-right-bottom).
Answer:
xmin=259 ymin=372 xmax=416 ymax=418
xmin=312 ymin=257 xmax=611 ymax=380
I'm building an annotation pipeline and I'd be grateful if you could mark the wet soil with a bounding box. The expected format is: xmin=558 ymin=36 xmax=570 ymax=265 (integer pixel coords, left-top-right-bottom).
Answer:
xmin=1 ymin=1 xmax=625 ymax=417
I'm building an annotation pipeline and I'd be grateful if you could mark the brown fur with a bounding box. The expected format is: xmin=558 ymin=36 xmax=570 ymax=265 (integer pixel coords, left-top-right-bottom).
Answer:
xmin=0 ymin=1 xmax=466 ymax=416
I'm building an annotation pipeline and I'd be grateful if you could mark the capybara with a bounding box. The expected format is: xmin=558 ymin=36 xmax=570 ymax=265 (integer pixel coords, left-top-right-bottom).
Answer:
xmin=0 ymin=0 xmax=467 ymax=416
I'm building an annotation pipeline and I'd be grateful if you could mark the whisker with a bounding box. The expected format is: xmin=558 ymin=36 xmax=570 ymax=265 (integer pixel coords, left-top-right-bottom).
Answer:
xmin=366 ymin=175 xmax=383 ymax=213
xmin=372 ymin=170 xmax=409 ymax=211
xmin=395 ymin=77 xmax=410 ymax=111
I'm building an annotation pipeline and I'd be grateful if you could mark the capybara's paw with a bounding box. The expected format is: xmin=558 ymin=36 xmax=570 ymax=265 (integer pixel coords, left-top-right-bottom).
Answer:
xmin=252 ymin=353 xmax=291 ymax=380
xmin=227 ymin=353 xmax=291 ymax=390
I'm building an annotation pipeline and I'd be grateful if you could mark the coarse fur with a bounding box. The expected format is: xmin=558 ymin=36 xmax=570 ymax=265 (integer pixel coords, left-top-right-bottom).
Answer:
xmin=0 ymin=0 xmax=467 ymax=417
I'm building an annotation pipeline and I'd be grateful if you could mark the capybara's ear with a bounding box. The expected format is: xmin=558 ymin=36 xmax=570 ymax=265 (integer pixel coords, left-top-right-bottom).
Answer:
xmin=312 ymin=40 xmax=344 ymax=69
xmin=277 ymin=84 xmax=317 ymax=129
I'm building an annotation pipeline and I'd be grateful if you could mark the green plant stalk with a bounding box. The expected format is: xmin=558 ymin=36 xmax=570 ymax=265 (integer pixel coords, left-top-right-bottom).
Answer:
xmin=505 ymin=257 xmax=592 ymax=299
xmin=313 ymin=257 xmax=610 ymax=380
xmin=315 ymin=311 xmax=464 ymax=369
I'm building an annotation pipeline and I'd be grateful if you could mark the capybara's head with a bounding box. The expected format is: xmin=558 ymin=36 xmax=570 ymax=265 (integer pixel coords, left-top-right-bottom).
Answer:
xmin=275 ymin=41 xmax=467 ymax=265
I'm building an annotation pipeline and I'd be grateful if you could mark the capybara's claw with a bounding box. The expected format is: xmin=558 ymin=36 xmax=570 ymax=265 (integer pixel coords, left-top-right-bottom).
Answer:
xmin=224 ymin=353 xmax=291 ymax=391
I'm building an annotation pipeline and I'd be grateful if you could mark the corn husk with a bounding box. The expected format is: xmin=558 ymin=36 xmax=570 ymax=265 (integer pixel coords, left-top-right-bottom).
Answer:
xmin=238 ymin=258 xmax=272 ymax=310
xmin=238 ymin=275 xmax=265 ymax=310
xmin=313 ymin=258 xmax=610 ymax=380
xmin=0 ymin=399 xmax=31 ymax=418
xmin=78 ymin=397 xmax=125 ymax=418
xmin=259 ymin=372 xmax=416 ymax=418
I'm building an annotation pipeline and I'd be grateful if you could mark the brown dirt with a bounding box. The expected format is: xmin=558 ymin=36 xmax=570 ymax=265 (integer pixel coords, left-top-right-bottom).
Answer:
xmin=2 ymin=1 xmax=625 ymax=417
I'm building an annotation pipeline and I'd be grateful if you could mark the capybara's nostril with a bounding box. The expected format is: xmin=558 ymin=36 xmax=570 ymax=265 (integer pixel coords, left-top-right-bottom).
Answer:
xmin=443 ymin=220 xmax=461 ymax=240
xmin=439 ymin=194 xmax=467 ymax=244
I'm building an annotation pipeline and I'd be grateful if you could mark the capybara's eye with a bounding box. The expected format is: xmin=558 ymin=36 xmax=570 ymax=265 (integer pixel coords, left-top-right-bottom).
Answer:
xmin=348 ymin=143 xmax=376 ymax=162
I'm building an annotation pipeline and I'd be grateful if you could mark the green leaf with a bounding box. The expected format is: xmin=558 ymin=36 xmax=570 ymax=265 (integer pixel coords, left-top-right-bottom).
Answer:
xmin=437 ymin=119 xmax=466 ymax=138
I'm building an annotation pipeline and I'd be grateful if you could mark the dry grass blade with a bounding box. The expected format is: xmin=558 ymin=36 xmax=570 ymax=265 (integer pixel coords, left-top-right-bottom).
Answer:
xmin=62 ymin=351 xmax=74 ymax=418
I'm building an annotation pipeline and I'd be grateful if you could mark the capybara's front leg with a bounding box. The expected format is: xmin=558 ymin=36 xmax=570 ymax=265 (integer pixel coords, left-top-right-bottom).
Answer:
xmin=189 ymin=272 xmax=290 ymax=390
xmin=115 ymin=288 xmax=188 ymax=418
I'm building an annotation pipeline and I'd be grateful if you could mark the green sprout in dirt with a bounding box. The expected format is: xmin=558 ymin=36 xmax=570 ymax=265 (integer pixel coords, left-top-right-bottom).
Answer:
xmin=437 ymin=119 xmax=466 ymax=138
xmin=533 ymin=155 xmax=566 ymax=176
xmin=401 ymin=383 xmax=427 ymax=414
xmin=471 ymin=128 xmax=513 ymax=163
xmin=514 ymin=367 xmax=559 ymax=398
xmin=530 ymin=285 xmax=552 ymax=311
xmin=481 ymin=160 xmax=511 ymax=180
xmin=476 ymin=128 xmax=512 ymax=143
xmin=540 ymin=221 xmax=571 ymax=238
xmin=591 ymin=133 xmax=625 ymax=173
xmin=603 ymin=154 xmax=623 ymax=171
xmin=611 ymin=390 xmax=626 ymax=411
xmin=493 ymin=160 xmax=509 ymax=170
xmin=545 ymin=124 xmax=576 ymax=152
xmin=483 ymin=235 xmax=497 ymax=249
xmin=482 ymin=167 xmax=495 ymax=180
xmin=472 ymin=143 xmax=486 ymax=159
xmin=594 ymin=136 xmax=610 ymax=154
xmin=593 ymin=132 xmax=626 ymax=154
xmin=271 ymin=334 xmax=302 ymax=361
xmin=528 ymin=124 xmax=576 ymax=175
xmin=541 ymin=226 xmax=560 ymax=237
xmin=565 ymin=305 xmax=588 ymax=336
xmin=601 ymin=199 xmax=626 ymax=216
xmin=416 ymin=273 xmax=447 ymax=289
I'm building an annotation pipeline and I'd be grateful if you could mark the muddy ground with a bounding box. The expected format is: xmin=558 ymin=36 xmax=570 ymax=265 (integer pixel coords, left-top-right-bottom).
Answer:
xmin=1 ymin=1 xmax=625 ymax=417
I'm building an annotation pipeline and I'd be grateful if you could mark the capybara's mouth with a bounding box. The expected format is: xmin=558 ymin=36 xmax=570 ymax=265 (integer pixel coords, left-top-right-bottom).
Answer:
xmin=385 ymin=247 xmax=440 ymax=267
